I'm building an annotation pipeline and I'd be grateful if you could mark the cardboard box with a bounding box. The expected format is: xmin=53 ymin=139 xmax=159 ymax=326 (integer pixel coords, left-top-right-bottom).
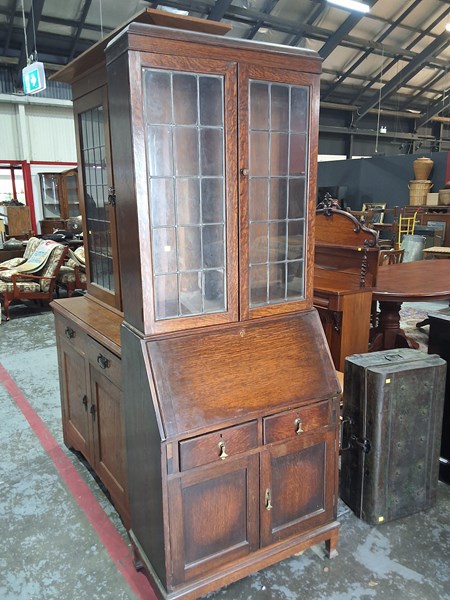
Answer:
xmin=426 ymin=192 xmax=439 ymax=206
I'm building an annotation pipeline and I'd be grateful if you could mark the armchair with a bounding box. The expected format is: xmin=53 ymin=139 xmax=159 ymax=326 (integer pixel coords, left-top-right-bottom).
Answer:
xmin=0 ymin=241 xmax=67 ymax=320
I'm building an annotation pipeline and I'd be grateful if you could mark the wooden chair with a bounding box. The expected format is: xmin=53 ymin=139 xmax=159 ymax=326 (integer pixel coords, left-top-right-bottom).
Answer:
xmin=0 ymin=241 xmax=67 ymax=320
xmin=57 ymin=246 xmax=86 ymax=297
xmin=378 ymin=248 xmax=405 ymax=266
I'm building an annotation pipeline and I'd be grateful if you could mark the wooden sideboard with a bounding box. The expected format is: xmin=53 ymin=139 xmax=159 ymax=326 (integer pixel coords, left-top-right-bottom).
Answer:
xmin=52 ymin=296 xmax=129 ymax=527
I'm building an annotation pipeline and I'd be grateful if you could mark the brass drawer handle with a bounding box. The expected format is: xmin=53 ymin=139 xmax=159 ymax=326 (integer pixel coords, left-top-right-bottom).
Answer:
xmin=97 ymin=354 xmax=110 ymax=369
xmin=65 ymin=326 xmax=75 ymax=339
xmin=295 ymin=418 xmax=304 ymax=435
xmin=265 ymin=488 xmax=273 ymax=511
xmin=218 ymin=440 xmax=228 ymax=460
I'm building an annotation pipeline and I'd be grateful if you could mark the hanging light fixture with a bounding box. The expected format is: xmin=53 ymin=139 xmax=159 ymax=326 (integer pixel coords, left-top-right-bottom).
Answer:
xmin=327 ymin=0 xmax=370 ymax=13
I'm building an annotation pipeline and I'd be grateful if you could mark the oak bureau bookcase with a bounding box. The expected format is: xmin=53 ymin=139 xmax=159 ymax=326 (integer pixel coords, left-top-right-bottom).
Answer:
xmin=52 ymin=9 xmax=341 ymax=600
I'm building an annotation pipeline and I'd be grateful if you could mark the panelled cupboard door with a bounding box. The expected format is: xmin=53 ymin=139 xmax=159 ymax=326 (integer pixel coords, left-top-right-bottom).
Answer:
xmin=238 ymin=65 xmax=319 ymax=320
xmin=73 ymin=86 xmax=122 ymax=311
xmin=260 ymin=430 xmax=337 ymax=547
xmin=89 ymin=367 xmax=129 ymax=523
xmin=58 ymin=338 xmax=92 ymax=463
xmin=167 ymin=454 xmax=259 ymax=587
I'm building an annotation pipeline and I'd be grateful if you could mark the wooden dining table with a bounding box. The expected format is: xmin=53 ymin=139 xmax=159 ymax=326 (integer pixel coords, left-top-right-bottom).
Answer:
xmin=370 ymin=259 xmax=450 ymax=351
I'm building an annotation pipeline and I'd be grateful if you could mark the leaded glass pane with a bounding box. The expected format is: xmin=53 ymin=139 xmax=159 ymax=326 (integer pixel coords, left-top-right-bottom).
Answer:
xmin=144 ymin=69 xmax=227 ymax=321
xmin=248 ymin=80 xmax=308 ymax=307
xmin=80 ymin=105 xmax=114 ymax=293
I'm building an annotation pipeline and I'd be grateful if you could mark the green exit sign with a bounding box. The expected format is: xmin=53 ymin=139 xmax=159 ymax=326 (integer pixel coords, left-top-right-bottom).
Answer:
xmin=22 ymin=62 xmax=46 ymax=95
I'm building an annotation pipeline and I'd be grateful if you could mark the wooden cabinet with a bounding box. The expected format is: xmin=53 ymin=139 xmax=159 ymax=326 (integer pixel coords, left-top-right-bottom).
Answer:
xmin=53 ymin=9 xmax=340 ymax=600
xmin=53 ymin=299 xmax=129 ymax=527
xmin=39 ymin=169 xmax=80 ymax=235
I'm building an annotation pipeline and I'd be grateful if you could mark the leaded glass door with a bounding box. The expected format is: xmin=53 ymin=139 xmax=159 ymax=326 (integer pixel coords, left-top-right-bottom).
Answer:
xmin=239 ymin=65 xmax=317 ymax=319
xmin=74 ymin=87 xmax=122 ymax=311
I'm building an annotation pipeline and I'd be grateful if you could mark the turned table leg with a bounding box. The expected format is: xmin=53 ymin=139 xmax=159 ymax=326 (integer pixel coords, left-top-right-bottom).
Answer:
xmin=370 ymin=301 xmax=419 ymax=351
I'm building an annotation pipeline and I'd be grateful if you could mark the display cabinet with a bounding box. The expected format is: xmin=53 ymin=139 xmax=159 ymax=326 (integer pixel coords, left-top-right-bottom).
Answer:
xmin=39 ymin=169 xmax=80 ymax=235
xmin=52 ymin=10 xmax=340 ymax=600
xmin=108 ymin=21 xmax=339 ymax=600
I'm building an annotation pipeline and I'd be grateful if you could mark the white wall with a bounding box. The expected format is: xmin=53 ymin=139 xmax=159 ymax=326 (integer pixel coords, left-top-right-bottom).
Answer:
xmin=0 ymin=93 xmax=76 ymax=162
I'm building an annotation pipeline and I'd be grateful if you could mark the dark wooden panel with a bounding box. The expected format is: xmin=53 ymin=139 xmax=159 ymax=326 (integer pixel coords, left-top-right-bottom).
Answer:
xmin=146 ymin=311 xmax=340 ymax=438
xmin=168 ymin=454 xmax=259 ymax=586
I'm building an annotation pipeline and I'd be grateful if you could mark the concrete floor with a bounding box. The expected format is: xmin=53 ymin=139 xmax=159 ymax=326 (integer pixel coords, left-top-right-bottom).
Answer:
xmin=0 ymin=300 xmax=449 ymax=600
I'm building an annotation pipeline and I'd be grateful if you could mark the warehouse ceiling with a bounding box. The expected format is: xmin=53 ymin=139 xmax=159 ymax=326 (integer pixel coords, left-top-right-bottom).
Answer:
xmin=0 ymin=0 xmax=450 ymax=128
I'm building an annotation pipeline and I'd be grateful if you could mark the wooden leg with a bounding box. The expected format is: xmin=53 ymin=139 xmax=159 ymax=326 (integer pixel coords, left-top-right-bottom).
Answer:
xmin=369 ymin=301 xmax=418 ymax=351
xmin=325 ymin=529 xmax=339 ymax=559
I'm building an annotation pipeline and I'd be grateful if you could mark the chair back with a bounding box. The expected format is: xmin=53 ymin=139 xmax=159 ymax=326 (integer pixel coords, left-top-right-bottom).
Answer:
xmin=379 ymin=248 xmax=404 ymax=266
xmin=23 ymin=237 xmax=42 ymax=259
xmin=39 ymin=243 xmax=67 ymax=291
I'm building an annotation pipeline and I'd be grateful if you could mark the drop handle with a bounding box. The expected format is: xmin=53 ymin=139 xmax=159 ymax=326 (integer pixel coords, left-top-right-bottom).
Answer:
xmin=265 ymin=488 xmax=273 ymax=511
xmin=82 ymin=395 xmax=88 ymax=411
xmin=218 ymin=440 xmax=228 ymax=460
xmin=97 ymin=354 xmax=110 ymax=369
xmin=65 ymin=326 xmax=75 ymax=339
xmin=295 ymin=418 xmax=304 ymax=435
xmin=240 ymin=168 xmax=249 ymax=176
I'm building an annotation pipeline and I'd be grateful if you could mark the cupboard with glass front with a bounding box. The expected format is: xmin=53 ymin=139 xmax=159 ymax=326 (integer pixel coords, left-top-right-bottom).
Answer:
xmin=107 ymin=22 xmax=340 ymax=600
xmin=52 ymin=11 xmax=340 ymax=600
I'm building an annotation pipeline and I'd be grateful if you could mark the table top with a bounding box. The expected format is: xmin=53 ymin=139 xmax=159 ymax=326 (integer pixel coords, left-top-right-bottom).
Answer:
xmin=423 ymin=246 xmax=450 ymax=255
xmin=374 ymin=259 xmax=450 ymax=303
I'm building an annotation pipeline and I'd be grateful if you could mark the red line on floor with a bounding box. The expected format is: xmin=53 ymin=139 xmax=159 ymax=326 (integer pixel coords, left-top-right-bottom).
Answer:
xmin=0 ymin=363 xmax=157 ymax=600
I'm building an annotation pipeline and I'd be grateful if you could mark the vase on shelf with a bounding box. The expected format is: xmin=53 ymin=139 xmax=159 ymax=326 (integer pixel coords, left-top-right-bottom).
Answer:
xmin=413 ymin=157 xmax=433 ymax=180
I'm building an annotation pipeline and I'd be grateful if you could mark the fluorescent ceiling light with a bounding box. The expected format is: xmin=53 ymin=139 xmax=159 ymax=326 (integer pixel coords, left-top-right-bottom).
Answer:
xmin=327 ymin=0 xmax=370 ymax=13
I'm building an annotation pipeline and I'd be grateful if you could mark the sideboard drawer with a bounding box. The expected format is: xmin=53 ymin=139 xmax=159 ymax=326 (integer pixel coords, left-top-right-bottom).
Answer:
xmin=179 ymin=421 xmax=258 ymax=472
xmin=55 ymin=314 xmax=87 ymax=353
xmin=263 ymin=400 xmax=331 ymax=444
xmin=86 ymin=337 xmax=121 ymax=388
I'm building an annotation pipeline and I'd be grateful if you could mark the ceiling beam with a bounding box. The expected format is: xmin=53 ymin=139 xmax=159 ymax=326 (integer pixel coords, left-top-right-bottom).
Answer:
xmin=321 ymin=0 xmax=421 ymax=100
xmin=3 ymin=0 xmax=19 ymax=55
xmin=208 ymin=0 xmax=233 ymax=21
xmin=351 ymin=5 xmax=450 ymax=106
xmin=417 ymin=92 xmax=450 ymax=128
xmin=354 ymin=29 xmax=450 ymax=123
xmin=319 ymin=0 xmax=380 ymax=60
xmin=67 ymin=0 xmax=93 ymax=62
xmin=289 ymin=3 xmax=326 ymax=47
xmin=15 ymin=0 xmax=45 ymax=88
xmin=245 ymin=0 xmax=279 ymax=40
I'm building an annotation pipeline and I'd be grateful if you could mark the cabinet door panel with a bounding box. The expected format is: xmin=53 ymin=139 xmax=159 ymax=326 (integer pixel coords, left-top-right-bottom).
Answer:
xmin=168 ymin=454 xmax=259 ymax=586
xmin=260 ymin=430 xmax=336 ymax=547
xmin=90 ymin=366 xmax=129 ymax=524
xmin=58 ymin=339 xmax=91 ymax=462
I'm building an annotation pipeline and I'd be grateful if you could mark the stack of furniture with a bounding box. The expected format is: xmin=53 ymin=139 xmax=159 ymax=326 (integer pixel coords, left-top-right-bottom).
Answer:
xmin=51 ymin=9 xmax=341 ymax=600
xmin=314 ymin=206 xmax=379 ymax=372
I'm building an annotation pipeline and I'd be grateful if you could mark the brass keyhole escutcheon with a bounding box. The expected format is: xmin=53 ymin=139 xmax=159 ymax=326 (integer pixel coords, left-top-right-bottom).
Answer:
xmin=295 ymin=418 xmax=304 ymax=435
xmin=218 ymin=440 xmax=228 ymax=460
xmin=265 ymin=489 xmax=273 ymax=511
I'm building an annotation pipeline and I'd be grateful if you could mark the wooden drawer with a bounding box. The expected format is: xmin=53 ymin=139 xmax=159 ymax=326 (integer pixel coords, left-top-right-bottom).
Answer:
xmin=263 ymin=400 xmax=331 ymax=444
xmin=55 ymin=314 xmax=88 ymax=353
xmin=86 ymin=336 xmax=121 ymax=389
xmin=179 ymin=421 xmax=258 ymax=472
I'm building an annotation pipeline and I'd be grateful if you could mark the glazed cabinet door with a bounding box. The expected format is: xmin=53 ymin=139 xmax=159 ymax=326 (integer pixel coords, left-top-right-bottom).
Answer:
xmin=74 ymin=86 xmax=122 ymax=311
xmin=167 ymin=454 xmax=259 ymax=587
xmin=260 ymin=430 xmax=337 ymax=547
xmin=57 ymin=330 xmax=92 ymax=463
xmin=238 ymin=65 xmax=319 ymax=320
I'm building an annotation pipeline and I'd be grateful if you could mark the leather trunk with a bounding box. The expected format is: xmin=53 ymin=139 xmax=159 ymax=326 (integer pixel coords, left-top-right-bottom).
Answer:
xmin=340 ymin=348 xmax=446 ymax=525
